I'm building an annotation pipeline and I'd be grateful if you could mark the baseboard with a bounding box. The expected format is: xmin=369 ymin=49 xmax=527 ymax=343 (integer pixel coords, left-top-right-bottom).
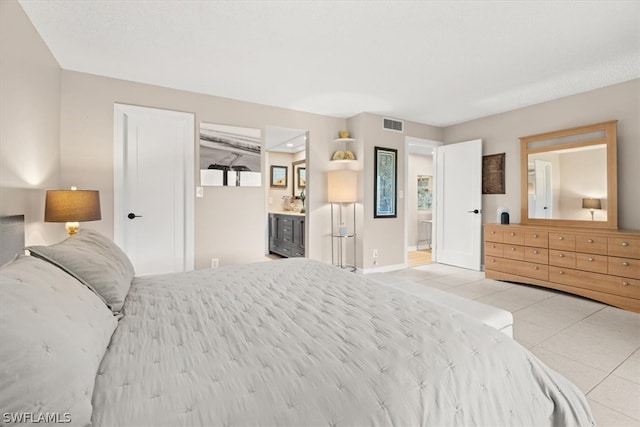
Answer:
xmin=361 ymin=263 xmax=407 ymax=274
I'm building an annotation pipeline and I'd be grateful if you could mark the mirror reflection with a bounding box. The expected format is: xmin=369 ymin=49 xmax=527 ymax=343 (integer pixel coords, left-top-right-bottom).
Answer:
xmin=265 ymin=126 xmax=307 ymax=214
xmin=527 ymin=144 xmax=607 ymax=221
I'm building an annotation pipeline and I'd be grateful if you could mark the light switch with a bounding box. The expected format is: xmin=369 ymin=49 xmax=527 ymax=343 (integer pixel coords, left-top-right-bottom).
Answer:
xmin=196 ymin=187 xmax=204 ymax=198
xmin=268 ymin=197 xmax=273 ymax=205
xmin=398 ymin=190 xmax=404 ymax=199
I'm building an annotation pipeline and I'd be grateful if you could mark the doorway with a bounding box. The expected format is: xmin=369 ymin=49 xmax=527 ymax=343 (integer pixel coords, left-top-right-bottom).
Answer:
xmin=113 ymin=104 xmax=195 ymax=275
xmin=264 ymin=126 xmax=309 ymax=258
xmin=405 ymin=137 xmax=440 ymax=267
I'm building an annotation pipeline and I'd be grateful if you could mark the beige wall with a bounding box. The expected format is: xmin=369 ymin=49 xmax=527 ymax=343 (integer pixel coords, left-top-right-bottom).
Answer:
xmin=60 ymin=71 xmax=344 ymax=268
xmin=0 ymin=0 xmax=63 ymax=245
xmin=444 ymin=79 xmax=640 ymax=231
xmin=347 ymin=113 xmax=443 ymax=270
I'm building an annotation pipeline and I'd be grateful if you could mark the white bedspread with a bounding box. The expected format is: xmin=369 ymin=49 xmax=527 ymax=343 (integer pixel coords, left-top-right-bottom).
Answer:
xmin=92 ymin=259 xmax=594 ymax=426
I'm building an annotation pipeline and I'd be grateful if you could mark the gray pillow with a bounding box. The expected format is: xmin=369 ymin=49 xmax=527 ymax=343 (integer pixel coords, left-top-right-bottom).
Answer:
xmin=28 ymin=228 xmax=135 ymax=313
xmin=0 ymin=255 xmax=117 ymax=426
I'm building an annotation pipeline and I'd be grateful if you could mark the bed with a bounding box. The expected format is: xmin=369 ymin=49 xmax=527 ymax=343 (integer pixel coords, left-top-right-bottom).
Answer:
xmin=0 ymin=217 xmax=595 ymax=426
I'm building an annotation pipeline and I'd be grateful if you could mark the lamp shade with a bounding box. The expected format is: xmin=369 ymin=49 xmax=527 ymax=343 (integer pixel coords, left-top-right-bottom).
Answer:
xmin=327 ymin=170 xmax=357 ymax=203
xmin=582 ymin=198 xmax=602 ymax=210
xmin=45 ymin=190 xmax=102 ymax=222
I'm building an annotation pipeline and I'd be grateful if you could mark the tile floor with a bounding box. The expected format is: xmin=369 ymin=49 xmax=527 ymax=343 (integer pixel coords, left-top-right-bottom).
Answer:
xmin=369 ymin=263 xmax=640 ymax=427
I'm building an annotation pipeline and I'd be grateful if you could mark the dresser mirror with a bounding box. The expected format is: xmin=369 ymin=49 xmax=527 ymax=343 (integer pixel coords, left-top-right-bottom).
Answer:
xmin=520 ymin=120 xmax=618 ymax=229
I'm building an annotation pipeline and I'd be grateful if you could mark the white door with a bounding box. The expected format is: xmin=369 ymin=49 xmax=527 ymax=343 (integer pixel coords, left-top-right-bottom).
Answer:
xmin=435 ymin=139 xmax=482 ymax=270
xmin=114 ymin=104 xmax=194 ymax=275
xmin=534 ymin=160 xmax=552 ymax=218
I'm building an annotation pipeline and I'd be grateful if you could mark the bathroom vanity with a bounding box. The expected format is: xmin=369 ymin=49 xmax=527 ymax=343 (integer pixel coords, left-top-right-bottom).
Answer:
xmin=269 ymin=213 xmax=305 ymax=258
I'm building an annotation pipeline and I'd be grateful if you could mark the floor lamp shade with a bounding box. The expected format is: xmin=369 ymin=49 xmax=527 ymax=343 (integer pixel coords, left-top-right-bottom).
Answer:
xmin=45 ymin=190 xmax=101 ymax=236
xmin=327 ymin=170 xmax=357 ymax=203
xmin=582 ymin=198 xmax=602 ymax=210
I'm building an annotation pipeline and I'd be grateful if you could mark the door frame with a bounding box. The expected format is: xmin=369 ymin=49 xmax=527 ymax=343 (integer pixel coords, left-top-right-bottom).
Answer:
xmin=113 ymin=103 xmax=195 ymax=271
xmin=403 ymin=137 xmax=442 ymax=267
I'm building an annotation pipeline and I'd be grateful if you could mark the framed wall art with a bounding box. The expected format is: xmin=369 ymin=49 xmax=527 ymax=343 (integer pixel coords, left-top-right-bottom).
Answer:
xmin=199 ymin=122 xmax=262 ymax=187
xmin=270 ymin=165 xmax=288 ymax=188
xmin=374 ymin=146 xmax=398 ymax=218
xmin=482 ymin=153 xmax=506 ymax=194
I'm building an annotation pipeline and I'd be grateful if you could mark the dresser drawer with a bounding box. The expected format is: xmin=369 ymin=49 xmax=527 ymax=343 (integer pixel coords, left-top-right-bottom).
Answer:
xmin=549 ymin=232 xmax=576 ymax=251
xmin=550 ymin=267 xmax=640 ymax=299
xmin=608 ymin=256 xmax=640 ymax=279
xmin=503 ymin=244 xmax=525 ymax=261
xmin=609 ymin=237 xmax=640 ymax=259
xmin=525 ymin=247 xmax=548 ymax=264
xmin=485 ymin=256 xmax=548 ymax=281
xmin=525 ymin=230 xmax=549 ymax=248
xmin=485 ymin=242 xmax=504 ymax=257
xmin=575 ymin=253 xmax=607 ymax=274
xmin=503 ymin=229 xmax=525 ymax=245
xmin=485 ymin=227 xmax=503 ymax=243
xmin=549 ymin=249 xmax=576 ymax=268
xmin=576 ymin=234 xmax=607 ymax=255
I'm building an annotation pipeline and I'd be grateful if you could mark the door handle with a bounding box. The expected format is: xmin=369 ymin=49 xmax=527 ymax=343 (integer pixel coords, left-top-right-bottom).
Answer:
xmin=127 ymin=213 xmax=143 ymax=219
xmin=467 ymin=209 xmax=480 ymax=214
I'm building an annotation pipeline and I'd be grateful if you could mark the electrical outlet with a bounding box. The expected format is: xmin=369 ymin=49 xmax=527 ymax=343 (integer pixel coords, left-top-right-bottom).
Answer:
xmin=211 ymin=258 xmax=219 ymax=268
xmin=373 ymin=249 xmax=378 ymax=258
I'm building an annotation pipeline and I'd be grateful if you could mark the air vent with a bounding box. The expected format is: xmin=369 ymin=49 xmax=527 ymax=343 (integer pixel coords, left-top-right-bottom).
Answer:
xmin=383 ymin=117 xmax=404 ymax=133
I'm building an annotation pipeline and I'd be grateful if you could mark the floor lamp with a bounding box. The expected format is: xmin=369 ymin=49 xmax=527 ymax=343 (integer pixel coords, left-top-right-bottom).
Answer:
xmin=328 ymin=170 xmax=357 ymax=271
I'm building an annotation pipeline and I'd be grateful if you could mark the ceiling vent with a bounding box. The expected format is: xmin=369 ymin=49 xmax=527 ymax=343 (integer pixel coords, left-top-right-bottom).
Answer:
xmin=383 ymin=117 xmax=404 ymax=133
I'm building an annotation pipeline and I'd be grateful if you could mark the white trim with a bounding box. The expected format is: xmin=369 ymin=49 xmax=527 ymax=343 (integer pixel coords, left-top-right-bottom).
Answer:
xmin=361 ymin=263 xmax=407 ymax=274
xmin=113 ymin=103 xmax=195 ymax=271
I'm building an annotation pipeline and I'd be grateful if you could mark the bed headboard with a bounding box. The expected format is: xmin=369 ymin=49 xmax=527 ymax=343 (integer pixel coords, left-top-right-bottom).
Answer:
xmin=0 ymin=215 xmax=25 ymax=265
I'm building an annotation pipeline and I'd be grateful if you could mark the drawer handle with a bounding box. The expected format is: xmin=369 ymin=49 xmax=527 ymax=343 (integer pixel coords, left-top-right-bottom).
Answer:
xmin=587 ymin=239 xmax=594 ymax=243
xmin=533 ymin=250 xmax=539 ymax=254
xmin=622 ymin=281 xmax=629 ymax=286
xmin=622 ymin=242 xmax=629 ymax=247
xmin=559 ymin=271 xmax=564 ymax=275
xmin=533 ymin=234 xmax=538 ymax=238
xmin=588 ymin=257 xmax=594 ymax=262
xmin=510 ymin=232 xmax=515 ymax=236
xmin=511 ymin=247 xmax=516 ymax=251
xmin=533 ymin=266 xmax=539 ymax=270
xmin=491 ymin=231 xmax=496 ymax=234
xmin=559 ymin=254 xmax=565 ymax=258
xmin=622 ymin=262 xmax=630 ymax=267
xmin=558 ymin=236 xmax=564 ymax=240
xmin=491 ymin=245 xmax=495 ymax=248
xmin=490 ymin=258 xmax=496 ymax=262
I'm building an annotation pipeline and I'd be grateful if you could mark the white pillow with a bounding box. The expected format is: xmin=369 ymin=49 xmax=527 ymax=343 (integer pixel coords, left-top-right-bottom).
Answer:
xmin=0 ymin=255 xmax=117 ymax=426
xmin=28 ymin=228 xmax=135 ymax=313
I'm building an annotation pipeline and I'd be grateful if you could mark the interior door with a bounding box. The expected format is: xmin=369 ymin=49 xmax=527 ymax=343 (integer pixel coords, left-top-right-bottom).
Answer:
xmin=114 ymin=104 xmax=194 ymax=275
xmin=435 ymin=139 xmax=482 ymax=270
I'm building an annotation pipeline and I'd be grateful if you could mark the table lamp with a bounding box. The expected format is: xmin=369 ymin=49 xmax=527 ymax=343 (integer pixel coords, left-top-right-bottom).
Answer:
xmin=45 ymin=187 xmax=101 ymax=236
xmin=582 ymin=198 xmax=601 ymax=221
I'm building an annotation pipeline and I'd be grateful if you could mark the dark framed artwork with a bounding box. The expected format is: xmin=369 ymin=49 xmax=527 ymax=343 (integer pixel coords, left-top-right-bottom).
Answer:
xmin=374 ymin=146 xmax=398 ymax=218
xmin=482 ymin=153 xmax=505 ymax=194
xmin=297 ymin=167 xmax=306 ymax=189
xmin=270 ymin=165 xmax=288 ymax=188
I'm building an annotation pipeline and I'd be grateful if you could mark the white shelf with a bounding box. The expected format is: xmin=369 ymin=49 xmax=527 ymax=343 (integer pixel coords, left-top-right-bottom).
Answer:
xmin=330 ymin=159 xmax=357 ymax=164
xmin=333 ymin=138 xmax=356 ymax=143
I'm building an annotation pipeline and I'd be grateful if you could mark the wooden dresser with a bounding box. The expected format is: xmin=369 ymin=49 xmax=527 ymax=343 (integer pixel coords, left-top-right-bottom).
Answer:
xmin=484 ymin=224 xmax=640 ymax=312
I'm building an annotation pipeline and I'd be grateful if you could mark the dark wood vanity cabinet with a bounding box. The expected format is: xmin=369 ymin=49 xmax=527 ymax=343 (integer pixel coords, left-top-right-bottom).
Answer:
xmin=269 ymin=213 xmax=305 ymax=258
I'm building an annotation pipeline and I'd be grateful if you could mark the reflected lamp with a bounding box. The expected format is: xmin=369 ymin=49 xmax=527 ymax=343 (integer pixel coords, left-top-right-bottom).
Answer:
xmin=582 ymin=198 xmax=601 ymax=221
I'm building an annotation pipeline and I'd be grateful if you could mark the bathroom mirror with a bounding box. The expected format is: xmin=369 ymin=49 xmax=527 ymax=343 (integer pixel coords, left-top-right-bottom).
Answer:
xmin=521 ymin=120 xmax=617 ymax=229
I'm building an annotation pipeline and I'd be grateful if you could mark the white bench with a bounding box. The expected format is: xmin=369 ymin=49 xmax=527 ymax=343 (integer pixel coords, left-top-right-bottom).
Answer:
xmin=382 ymin=280 xmax=514 ymax=338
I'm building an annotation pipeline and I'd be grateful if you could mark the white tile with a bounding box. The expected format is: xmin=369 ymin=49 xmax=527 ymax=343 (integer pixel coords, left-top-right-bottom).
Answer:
xmin=614 ymin=349 xmax=640 ymax=385
xmin=588 ymin=399 xmax=640 ymax=427
xmin=588 ymin=375 xmax=640 ymax=421
xmin=444 ymin=280 xmax=506 ymax=300
xmin=514 ymin=294 xmax=604 ymax=333
xmin=429 ymin=274 xmax=478 ymax=288
xmin=530 ymin=347 xmax=609 ymax=394
xmin=537 ymin=321 xmax=639 ymax=373
xmin=513 ymin=318 xmax=559 ymax=348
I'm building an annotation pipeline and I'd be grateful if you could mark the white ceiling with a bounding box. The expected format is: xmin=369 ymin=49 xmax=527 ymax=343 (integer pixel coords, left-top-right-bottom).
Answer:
xmin=19 ymin=0 xmax=640 ymax=127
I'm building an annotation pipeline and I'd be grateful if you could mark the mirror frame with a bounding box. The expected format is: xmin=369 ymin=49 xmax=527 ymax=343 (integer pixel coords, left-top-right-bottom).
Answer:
xmin=292 ymin=159 xmax=306 ymax=198
xmin=520 ymin=120 xmax=618 ymax=229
